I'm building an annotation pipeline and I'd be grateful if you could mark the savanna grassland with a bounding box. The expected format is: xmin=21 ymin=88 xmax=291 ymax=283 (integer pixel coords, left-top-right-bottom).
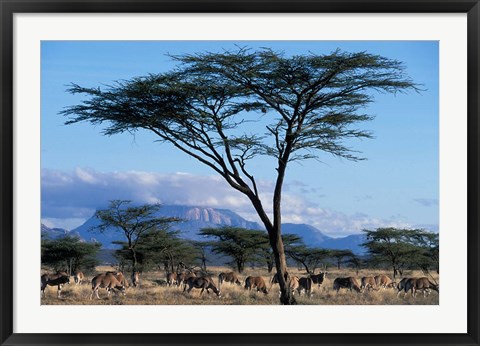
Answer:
xmin=41 ymin=266 xmax=439 ymax=305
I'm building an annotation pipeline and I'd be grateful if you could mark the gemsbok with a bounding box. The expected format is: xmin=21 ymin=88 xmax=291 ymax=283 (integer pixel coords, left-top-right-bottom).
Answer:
xmin=218 ymin=272 xmax=241 ymax=286
xmin=360 ymin=276 xmax=377 ymax=291
xmin=183 ymin=276 xmax=221 ymax=297
xmin=401 ymin=277 xmax=439 ymax=298
xmin=296 ymin=277 xmax=313 ymax=297
xmin=166 ymin=272 xmax=177 ymax=287
xmin=41 ymin=272 xmax=71 ymax=298
xmin=309 ymin=272 xmax=327 ymax=287
xmin=73 ymin=271 xmax=85 ymax=285
xmin=396 ymin=278 xmax=411 ymax=297
xmin=374 ymin=274 xmax=397 ymax=289
xmin=245 ymin=276 xmax=268 ymax=294
xmin=90 ymin=272 xmax=126 ymax=300
xmin=333 ymin=277 xmax=362 ymax=293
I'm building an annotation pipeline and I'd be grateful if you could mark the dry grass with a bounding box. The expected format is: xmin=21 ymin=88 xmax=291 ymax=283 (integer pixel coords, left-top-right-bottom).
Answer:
xmin=41 ymin=266 xmax=439 ymax=305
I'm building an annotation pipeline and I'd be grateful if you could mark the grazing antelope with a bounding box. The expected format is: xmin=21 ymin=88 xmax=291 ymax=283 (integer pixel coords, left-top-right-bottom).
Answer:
xmin=106 ymin=271 xmax=129 ymax=288
xmin=90 ymin=273 xmax=126 ymax=300
xmin=245 ymin=276 xmax=268 ymax=294
xmin=277 ymin=276 xmax=300 ymax=297
xmin=183 ymin=276 xmax=221 ymax=297
xmin=296 ymin=277 xmax=313 ymax=297
xmin=166 ymin=272 xmax=177 ymax=287
xmin=309 ymin=272 xmax=327 ymax=287
xmin=41 ymin=272 xmax=70 ymax=298
xmin=401 ymin=277 xmax=439 ymax=298
xmin=73 ymin=271 xmax=85 ymax=285
xmin=360 ymin=276 xmax=377 ymax=291
xmin=218 ymin=272 xmax=241 ymax=286
xmin=333 ymin=277 xmax=362 ymax=293
xmin=396 ymin=278 xmax=410 ymax=297
xmin=374 ymin=274 xmax=397 ymax=289
xmin=269 ymin=272 xmax=293 ymax=290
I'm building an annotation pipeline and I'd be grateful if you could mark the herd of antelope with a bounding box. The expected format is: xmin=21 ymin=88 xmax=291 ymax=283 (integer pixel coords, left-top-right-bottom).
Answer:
xmin=40 ymin=269 xmax=439 ymax=300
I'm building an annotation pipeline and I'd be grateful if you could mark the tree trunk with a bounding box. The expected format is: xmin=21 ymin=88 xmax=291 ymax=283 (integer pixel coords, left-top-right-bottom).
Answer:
xmin=201 ymin=256 xmax=207 ymax=272
xmin=237 ymin=260 xmax=244 ymax=274
xmin=130 ymin=248 xmax=138 ymax=271
xmin=245 ymin=181 xmax=296 ymax=304
xmin=168 ymin=252 xmax=175 ymax=273
xmin=267 ymin=225 xmax=296 ymax=305
xmin=267 ymin=260 xmax=274 ymax=273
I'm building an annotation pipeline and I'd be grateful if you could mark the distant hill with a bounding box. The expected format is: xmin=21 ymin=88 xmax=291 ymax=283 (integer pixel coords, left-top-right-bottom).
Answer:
xmin=41 ymin=224 xmax=82 ymax=240
xmin=281 ymin=223 xmax=334 ymax=245
xmin=281 ymin=223 xmax=367 ymax=254
xmin=71 ymin=205 xmax=263 ymax=249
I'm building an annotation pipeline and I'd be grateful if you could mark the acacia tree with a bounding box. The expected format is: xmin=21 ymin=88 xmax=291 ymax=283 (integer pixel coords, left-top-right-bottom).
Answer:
xmin=114 ymin=228 xmax=198 ymax=273
xmin=362 ymin=228 xmax=436 ymax=278
xmin=330 ymin=249 xmax=355 ymax=270
xmin=93 ymin=200 xmax=179 ymax=274
xmin=199 ymin=227 xmax=268 ymax=273
xmin=63 ymin=48 xmax=417 ymax=304
xmin=41 ymin=235 xmax=101 ymax=274
xmin=285 ymin=245 xmax=331 ymax=274
xmin=191 ymin=241 xmax=210 ymax=273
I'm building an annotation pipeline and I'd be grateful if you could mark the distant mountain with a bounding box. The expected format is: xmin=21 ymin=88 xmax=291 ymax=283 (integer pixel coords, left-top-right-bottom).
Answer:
xmin=156 ymin=205 xmax=262 ymax=234
xmin=71 ymin=205 xmax=263 ymax=249
xmin=282 ymin=223 xmax=333 ymax=245
xmin=322 ymin=234 xmax=367 ymax=255
xmin=41 ymin=224 xmax=82 ymax=240
xmin=281 ymin=223 xmax=367 ymax=254
xmin=70 ymin=216 xmax=120 ymax=248
xmin=66 ymin=204 xmax=367 ymax=254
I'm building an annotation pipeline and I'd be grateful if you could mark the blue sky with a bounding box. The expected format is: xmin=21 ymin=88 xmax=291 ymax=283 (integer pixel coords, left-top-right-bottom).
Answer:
xmin=41 ymin=41 xmax=439 ymax=236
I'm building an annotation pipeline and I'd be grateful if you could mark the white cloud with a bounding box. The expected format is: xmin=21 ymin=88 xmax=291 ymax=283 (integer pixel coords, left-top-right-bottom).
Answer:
xmin=41 ymin=168 xmax=436 ymax=236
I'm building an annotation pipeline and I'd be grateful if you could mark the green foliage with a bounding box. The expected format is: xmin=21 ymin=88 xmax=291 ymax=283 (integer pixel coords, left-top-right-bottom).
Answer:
xmin=63 ymin=48 xmax=418 ymax=173
xmin=113 ymin=227 xmax=200 ymax=273
xmin=285 ymin=244 xmax=331 ymax=274
xmin=362 ymin=228 xmax=439 ymax=277
xmin=93 ymin=200 xmax=180 ymax=270
xmin=41 ymin=235 xmax=101 ymax=274
xmin=329 ymin=249 xmax=355 ymax=269
xmin=199 ymin=227 xmax=270 ymax=273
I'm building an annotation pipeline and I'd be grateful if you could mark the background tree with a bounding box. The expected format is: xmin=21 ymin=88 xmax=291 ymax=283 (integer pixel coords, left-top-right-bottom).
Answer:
xmin=63 ymin=48 xmax=418 ymax=304
xmin=199 ymin=227 xmax=269 ymax=273
xmin=41 ymin=235 xmax=101 ymax=274
xmin=113 ymin=227 xmax=198 ymax=273
xmin=344 ymin=253 xmax=364 ymax=275
xmin=93 ymin=200 xmax=179 ymax=274
xmin=191 ymin=241 xmax=211 ymax=273
xmin=362 ymin=228 xmax=438 ymax=278
xmin=403 ymin=231 xmax=439 ymax=274
xmin=285 ymin=245 xmax=331 ymax=274
xmin=329 ymin=249 xmax=355 ymax=270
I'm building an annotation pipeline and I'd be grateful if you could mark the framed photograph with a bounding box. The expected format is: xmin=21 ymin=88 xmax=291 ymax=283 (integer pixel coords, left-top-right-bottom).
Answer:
xmin=1 ymin=1 xmax=478 ymax=345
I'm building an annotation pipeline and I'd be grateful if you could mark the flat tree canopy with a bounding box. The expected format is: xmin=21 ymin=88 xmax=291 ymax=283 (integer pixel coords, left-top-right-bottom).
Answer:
xmin=63 ymin=47 xmax=418 ymax=304
xmin=362 ymin=228 xmax=438 ymax=278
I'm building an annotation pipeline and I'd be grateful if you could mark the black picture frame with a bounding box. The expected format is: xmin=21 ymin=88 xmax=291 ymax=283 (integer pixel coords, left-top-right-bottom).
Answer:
xmin=1 ymin=1 xmax=479 ymax=345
